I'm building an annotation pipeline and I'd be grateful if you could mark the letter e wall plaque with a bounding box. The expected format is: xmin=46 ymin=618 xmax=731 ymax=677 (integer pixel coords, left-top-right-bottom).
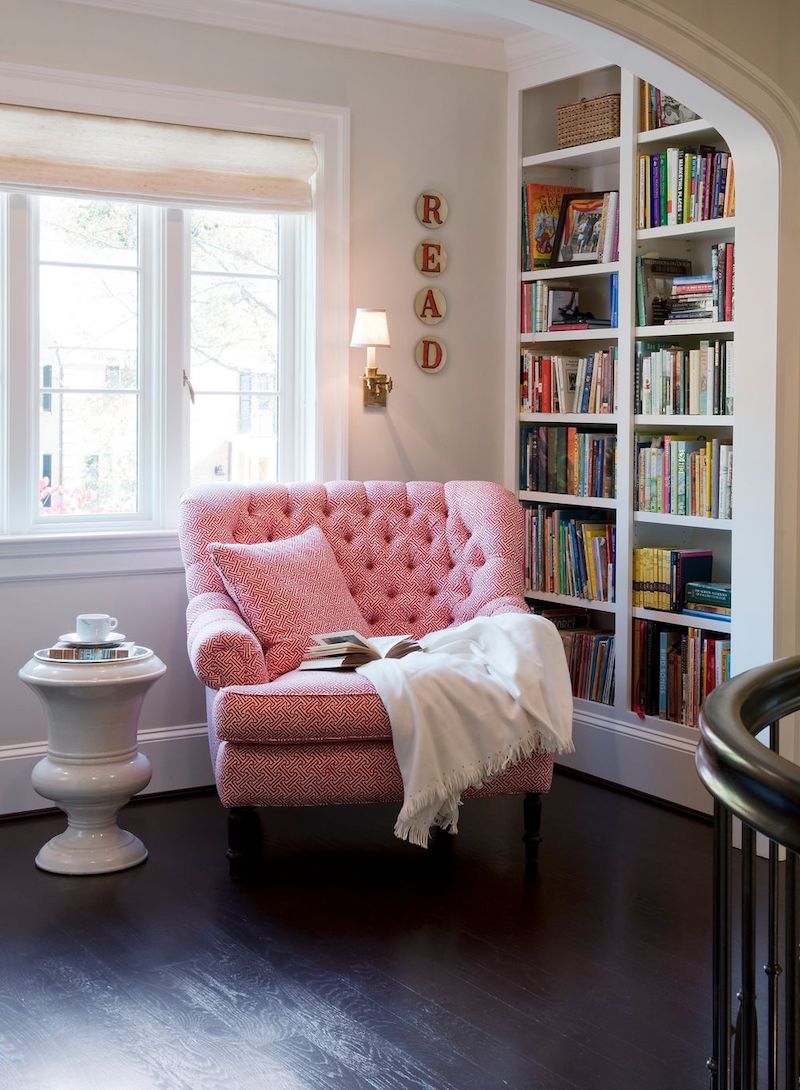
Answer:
xmin=415 ymin=240 xmax=447 ymax=277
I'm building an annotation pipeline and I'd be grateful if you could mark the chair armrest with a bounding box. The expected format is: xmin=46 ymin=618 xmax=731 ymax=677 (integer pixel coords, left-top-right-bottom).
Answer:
xmin=474 ymin=595 xmax=530 ymax=618
xmin=186 ymin=592 xmax=268 ymax=689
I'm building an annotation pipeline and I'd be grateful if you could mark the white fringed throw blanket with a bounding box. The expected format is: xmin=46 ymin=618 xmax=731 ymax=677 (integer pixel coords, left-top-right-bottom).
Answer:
xmin=357 ymin=612 xmax=574 ymax=847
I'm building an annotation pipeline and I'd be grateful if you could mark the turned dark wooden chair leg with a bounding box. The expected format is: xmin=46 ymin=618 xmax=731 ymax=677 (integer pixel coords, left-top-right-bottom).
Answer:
xmin=522 ymin=792 xmax=543 ymax=865
xmin=227 ymin=806 xmax=263 ymax=881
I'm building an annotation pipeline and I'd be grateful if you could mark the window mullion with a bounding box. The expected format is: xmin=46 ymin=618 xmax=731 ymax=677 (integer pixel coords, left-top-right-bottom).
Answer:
xmin=6 ymin=193 xmax=35 ymax=533
xmin=162 ymin=207 xmax=190 ymax=525
xmin=280 ymin=213 xmax=314 ymax=482
xmin=138 ymin=204 xmax=158 ymax=524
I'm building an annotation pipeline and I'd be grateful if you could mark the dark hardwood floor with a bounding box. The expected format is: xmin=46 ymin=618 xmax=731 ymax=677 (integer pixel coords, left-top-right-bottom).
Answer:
xmin=0 ymin=772 xmax=714 ymax=1090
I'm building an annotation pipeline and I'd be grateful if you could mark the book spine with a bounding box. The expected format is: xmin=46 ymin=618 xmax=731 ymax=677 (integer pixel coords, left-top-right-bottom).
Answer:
xmin=681 ymin=608 xmax=731 ymax=623
xmin=686 ymin=585 xmax=732 ymax=607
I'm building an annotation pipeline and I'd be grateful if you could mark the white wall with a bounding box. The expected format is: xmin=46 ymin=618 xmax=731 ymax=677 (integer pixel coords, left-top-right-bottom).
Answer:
xmin=0 ymin=0 xmax=508 ymax=812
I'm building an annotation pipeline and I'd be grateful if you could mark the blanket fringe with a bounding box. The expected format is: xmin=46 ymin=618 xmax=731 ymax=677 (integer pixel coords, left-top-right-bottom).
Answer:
xmin=393 ymin=728 xmax=574 ymax=848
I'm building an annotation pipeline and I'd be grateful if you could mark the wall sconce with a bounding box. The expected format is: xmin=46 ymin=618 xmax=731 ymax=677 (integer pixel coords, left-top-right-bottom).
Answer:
xmin=351 ymin=308 xmax=392 ymax=407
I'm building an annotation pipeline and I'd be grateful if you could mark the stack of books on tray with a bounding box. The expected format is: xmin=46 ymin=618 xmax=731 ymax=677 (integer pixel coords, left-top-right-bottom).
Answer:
xmin=40 ymin=633 xmax=136 ymax=661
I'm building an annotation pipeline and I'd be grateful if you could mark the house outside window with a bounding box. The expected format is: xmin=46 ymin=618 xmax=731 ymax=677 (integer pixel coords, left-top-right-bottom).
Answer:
xmin=2 ymin=192 xmax=312 ymax=534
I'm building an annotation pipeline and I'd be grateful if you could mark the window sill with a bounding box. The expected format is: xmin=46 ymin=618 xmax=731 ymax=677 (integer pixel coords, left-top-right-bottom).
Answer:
xmin=0 ymin=529 xmax=185 ymax=583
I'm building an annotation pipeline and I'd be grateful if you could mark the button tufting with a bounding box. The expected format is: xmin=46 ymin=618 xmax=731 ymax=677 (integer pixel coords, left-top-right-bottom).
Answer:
xmin=385 ymin=534 xmax=392 ymax=544
xmin=344 ymin=533 xmax=352 ymax=543
xmin=429 ymin=588 xmax=436 ymax=597
xmin=365 ymin=561 xmax=374 ymax=570
xmin=387 ymin=589 xmax=396 ymax=599
xmin=407 ymin=560 xmax=414 ymax=570
xmin=408 ymin=616 xmax=417 ymax=625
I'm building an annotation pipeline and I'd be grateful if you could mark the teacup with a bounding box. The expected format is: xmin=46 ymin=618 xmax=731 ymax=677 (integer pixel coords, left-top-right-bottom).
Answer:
xmin=76 ymin=613 xmax=118 ymax=642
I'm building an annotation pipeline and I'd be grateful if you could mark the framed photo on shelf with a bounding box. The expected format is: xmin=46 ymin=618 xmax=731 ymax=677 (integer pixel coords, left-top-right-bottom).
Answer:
xmin=551 ymin=192 xmax=607 ymax=267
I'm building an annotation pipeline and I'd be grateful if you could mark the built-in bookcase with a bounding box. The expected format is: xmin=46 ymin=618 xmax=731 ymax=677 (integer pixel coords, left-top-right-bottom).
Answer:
xmin=506 ymin=64 xmax=739 ymax=811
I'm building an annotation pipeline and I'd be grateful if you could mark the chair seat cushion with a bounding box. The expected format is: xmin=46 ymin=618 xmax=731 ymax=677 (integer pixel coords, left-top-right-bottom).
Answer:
xmin=207 ymin=525 xmax=368 ymax=681
xmin=213 ymin=669 xmax=391 ymax=745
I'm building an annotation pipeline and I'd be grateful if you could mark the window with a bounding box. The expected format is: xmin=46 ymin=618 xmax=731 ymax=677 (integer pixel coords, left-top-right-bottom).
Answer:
xmin=1 ymin=192 xmax=312 ymax=535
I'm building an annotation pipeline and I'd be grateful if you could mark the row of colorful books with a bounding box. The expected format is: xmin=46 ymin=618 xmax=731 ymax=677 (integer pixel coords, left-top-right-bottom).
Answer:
xmin=639 ymin=81 xmax=699 ymax=131
xmin=632 ymin=619 xmax=731 ymax=727
xmin=528 ymin=605 xmax=616 ymax=705
xmin=635 ymin=251 xmax=734 ymax=326
xmin=520 ymin=280 xmax=618 ymax=335
xmin=524 ymin=506 xmax=616 ymax=602
xmin=635 ymin=434 xmax=733 ymax=519
xmin=519 ymin=348 xmax=617 ymax=415
xmin=665 ymin=247 xmax=734 ymax=323
xmin=637 ymin=146 xmax=735 ymax=229
xmin=635 ymin=339 xmax=734 ymax=416
xmin=631 ymin=548 xmax=730 ymax=622
xmin=521 ymin=425 xmax=617 ymax=499
xmin=561 ymin=629 xmax=615 ymax=705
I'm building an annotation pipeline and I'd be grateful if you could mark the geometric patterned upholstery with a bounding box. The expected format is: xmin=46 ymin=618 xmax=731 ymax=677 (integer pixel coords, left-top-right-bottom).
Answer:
xmin=214 ymin=738 xmax=554 ymax=809
xmin=208 ymin=526 xmax=368 ymax=680
xmin=178 ymin=480 xmax=555 ymax=810
xmin=214 ymin=670 xmax=390 ymax=745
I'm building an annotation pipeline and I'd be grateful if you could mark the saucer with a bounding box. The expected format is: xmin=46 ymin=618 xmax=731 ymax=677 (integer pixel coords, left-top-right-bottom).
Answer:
xmin=58 ymin=632 xmax=127 ymax=646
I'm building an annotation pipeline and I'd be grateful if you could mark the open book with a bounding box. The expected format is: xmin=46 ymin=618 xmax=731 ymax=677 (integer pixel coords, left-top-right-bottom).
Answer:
xmin=298 ymin=630 xmax=423 ymax=670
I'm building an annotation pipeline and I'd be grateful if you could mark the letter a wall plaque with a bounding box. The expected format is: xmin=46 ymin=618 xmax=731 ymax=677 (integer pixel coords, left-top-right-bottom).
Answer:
xmin=414 ymin=287 xmax=446 ymax=324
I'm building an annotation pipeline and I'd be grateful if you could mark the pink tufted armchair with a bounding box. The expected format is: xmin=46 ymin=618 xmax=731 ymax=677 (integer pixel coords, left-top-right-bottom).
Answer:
xmin=178 ymin=480 xmax=555 ymax=877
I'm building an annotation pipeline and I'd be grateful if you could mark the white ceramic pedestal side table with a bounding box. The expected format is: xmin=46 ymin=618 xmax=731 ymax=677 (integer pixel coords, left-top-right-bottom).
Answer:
xmin=18 ymin=648 xmax=166 ymax=875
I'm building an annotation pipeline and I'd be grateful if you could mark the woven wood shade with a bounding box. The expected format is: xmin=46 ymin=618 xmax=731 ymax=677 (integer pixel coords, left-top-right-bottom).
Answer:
xmin=0 ymin=103 xmax=317 ymax=210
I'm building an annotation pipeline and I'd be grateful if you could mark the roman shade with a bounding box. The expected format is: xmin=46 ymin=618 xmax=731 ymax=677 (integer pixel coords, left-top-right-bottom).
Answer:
xmin=0 ymin=103 xmax=318 ymax=211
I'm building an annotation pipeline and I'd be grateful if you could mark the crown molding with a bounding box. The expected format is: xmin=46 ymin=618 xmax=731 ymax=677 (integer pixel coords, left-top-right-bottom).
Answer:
xmin=57 ymin=0 xmax=512 ymax=70
xmin=504 ymin=29 xmax=597 ymax=74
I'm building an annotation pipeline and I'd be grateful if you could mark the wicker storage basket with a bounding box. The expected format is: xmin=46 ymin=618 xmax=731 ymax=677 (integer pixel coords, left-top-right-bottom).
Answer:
xmin=557 ymin=93 xmax=620 ymax=149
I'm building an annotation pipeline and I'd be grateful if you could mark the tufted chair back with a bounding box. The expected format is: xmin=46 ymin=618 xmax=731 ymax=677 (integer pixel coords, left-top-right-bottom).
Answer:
xmin=179 ymin=480 xmax=524 ymax=641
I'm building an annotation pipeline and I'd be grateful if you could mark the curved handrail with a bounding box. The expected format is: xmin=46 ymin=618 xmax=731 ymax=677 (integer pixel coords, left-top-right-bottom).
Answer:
xmin=697 ymin=655 xmax=800 ymax=853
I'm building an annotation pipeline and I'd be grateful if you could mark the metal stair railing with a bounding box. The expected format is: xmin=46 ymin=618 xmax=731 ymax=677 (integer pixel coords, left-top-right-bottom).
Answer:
xmin=697 ymin=656 xmax=800 ymax=1089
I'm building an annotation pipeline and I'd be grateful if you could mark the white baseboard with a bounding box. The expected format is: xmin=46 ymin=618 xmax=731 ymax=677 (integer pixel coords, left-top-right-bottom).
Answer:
xmin=2 ymin=708 xmax=713 ymax=819
xmin=557 ymin=705 xmax=713 ymax=815
xmin=0 ymin=722 xmax=214 ymax=817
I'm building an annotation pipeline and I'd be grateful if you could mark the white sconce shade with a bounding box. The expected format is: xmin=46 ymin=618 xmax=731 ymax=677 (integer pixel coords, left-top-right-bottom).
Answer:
xmin=350 ymin=308 xmax=391 ymax=347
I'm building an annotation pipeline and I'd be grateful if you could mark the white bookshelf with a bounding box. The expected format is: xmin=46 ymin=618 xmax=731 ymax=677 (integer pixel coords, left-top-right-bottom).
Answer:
xmin=631 ymin=606 xmax=731 ymax=633
xmin=525 ymin=590 xmax=617 ymax=613
xmin=520 ymin=330 xmax=619 ymax=344
xmin=521 ymin=412 xmax=617 ymax=424
xmin=634 ymin=414 xmax=733 ymax=426
xmin=636 ymin=321 xmax=734 ymax=338
xmin=519 ymin=490 xmax=618 ymax=509
xmin=507 ymin=61 xmax=740 ymax=812
xmin=521 ymin=261 xmax=619 ymax=283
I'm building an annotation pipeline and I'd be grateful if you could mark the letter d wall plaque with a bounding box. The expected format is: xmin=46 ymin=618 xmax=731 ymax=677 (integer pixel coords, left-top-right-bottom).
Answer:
xmin=415 ymin=338 xmax=446 ymax=374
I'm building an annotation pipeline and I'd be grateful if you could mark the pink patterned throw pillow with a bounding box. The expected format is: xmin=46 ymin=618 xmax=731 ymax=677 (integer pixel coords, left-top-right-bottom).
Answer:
xmin=208 ymin=526 xmax=367 ymax=681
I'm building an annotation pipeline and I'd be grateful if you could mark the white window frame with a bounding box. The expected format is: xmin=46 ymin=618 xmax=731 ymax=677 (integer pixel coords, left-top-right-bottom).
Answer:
xmin=0 ymin=63 xmax=349 ymax=578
